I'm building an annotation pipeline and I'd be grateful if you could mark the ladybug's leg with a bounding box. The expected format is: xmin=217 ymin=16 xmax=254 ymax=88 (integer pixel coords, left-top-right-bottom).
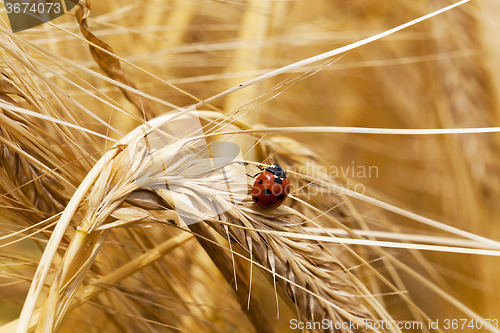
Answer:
xmin=246 ymin=172 xmax=261 ymax=178
xmin=235 ymin=161 xmax=265 ymax=170
xmin=244 ymin=163 xmax=265 ymax=178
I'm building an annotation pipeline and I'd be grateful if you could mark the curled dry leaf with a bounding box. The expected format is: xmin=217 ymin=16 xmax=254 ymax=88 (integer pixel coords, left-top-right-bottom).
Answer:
xmin=74 ymin=0 xmax=157 ymax=119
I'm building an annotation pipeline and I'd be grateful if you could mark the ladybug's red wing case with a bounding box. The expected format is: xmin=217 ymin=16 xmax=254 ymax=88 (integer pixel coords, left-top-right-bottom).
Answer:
xmin=251 ymin=171 xmax=290 ymax=209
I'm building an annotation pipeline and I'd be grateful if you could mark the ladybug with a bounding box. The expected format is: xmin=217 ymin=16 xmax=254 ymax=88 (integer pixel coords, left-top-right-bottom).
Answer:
xmin=250 ymin=163 xmax=290 ymax=209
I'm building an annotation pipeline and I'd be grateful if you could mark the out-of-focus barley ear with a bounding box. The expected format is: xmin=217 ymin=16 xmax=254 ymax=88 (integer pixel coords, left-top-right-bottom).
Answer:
xmin=0 ymin=74 xmax=68 ymax=219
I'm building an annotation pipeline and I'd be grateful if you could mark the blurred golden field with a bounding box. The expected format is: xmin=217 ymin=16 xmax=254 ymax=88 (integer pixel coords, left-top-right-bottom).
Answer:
xmin=1 ymin=0 xmax=500 ymax=332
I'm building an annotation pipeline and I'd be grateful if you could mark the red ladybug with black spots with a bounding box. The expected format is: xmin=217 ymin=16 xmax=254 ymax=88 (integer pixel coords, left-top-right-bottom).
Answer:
xmin=250 ymin=163 xmax=290 ymax=209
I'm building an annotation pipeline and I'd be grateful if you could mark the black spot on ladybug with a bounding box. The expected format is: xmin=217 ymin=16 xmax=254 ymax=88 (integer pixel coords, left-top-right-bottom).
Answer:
xmin=258 ymin=179 xmax=263 ymax=184
xmin=264 ymin=189 xmax=271 ymax=196
xmin=274 ymin=178 xmax=282 ymax=184
xmin=253 ymin=196 xmax=259 ymax=202
xmin=278 ymin=194 xmax=285 ymax=200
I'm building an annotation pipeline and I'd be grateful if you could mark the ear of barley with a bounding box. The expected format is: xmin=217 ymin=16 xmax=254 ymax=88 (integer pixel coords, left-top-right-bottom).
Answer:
xmin=28 ymin=110 xmax=388 ymax=332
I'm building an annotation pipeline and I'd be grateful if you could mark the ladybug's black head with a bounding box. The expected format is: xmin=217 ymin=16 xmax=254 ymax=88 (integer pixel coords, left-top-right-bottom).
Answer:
xmin=267 ymin=163 xmax=286 ymax=178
